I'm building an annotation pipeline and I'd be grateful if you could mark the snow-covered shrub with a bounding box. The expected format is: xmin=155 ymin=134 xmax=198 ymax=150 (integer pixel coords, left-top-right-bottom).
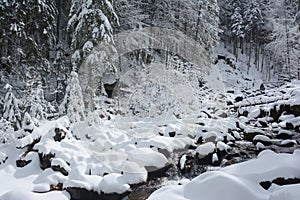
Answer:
xmin=22 ymin=112 xmax=35 ymax=133
xmin=0 ymin=118 xmax=15 ymax=144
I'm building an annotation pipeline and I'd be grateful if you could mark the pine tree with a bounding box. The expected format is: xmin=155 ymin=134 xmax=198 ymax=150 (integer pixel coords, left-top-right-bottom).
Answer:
xmin=114 ymin=0 xmax=148 ymax=32
xmin=3 ymin=84 xmax=21 ymax=130
xmin=231 ymin=6 xmax=245 ymax=60
xmin=28 ymin=84 xmax=48 ymax=120
xmin=67 ymin=0 xmax=118 ymax=67
xmin=59 ymin=71 xmax=85 ymax=123
xmin=244 ymin=0 xmax=263 ymax=70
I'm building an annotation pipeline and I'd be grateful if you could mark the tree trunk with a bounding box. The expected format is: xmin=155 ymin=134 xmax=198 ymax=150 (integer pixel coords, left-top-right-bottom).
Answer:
xmin=56 ymin=0 xmax=61 ymax=43
xmin=285 ymin=9 xmax=291 ymax=79
xmin=255 ymin=30 xmax=259 ymax=70
xmin=195 ymin=3 xmax=202 ymax=42
xmin=261 ymin=46 xmax=264 ymax=73
xmin=240 ymin=37 xmax=244 ymax=54
xmin=233 ymin=35 xmax=238 ymax=61
xmin=248 ymin=32 xmax=252 ymax=74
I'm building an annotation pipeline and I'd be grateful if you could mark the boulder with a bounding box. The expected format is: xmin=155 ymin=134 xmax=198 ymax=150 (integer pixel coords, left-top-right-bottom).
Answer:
xmin=146 ymin=163 xmax=173 ymax=179
xmin=53 ymin=128 xmax=66 ymax=142
xmin=253 ymin=135 xmax=272 ymax=146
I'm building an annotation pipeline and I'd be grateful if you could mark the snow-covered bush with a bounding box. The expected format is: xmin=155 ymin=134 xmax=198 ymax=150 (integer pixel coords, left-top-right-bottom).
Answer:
xmin=22 ymin=112 xmax=35 ymax=133
xmin=0 ymin=118 xmax=15 ymax=144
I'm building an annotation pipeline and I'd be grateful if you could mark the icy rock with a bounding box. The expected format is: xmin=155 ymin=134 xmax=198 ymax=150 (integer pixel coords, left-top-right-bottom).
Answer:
xmin=253 ymin=135 xmax=272 ymax=146
xmin=212 ymin=153 xmax=219 ymax=166
xmin=232 ymin=131 xmax=241 ymax=140
xmin=244 ymin=128 xmax=265 ymax=141
xmin=272 ymin=122 xmax=279 ymax=128
xmin=203 ymin=131 xmax=218 ymax=143
xmin=97 ymin=173 xmax=130 ymax=194
xmin=196 ymin=142 xmax=216 ymax=165
xmin=276 ymin=129 xmax=293 ymax=140
xmin=280 ymin=140 xmax=297 ymax=147
xmin=256 ymin=142 xmax=265 ymax=150
xmin=178 ymin=154 xmax=194 ymax=174
xmin=248 ymin=108 xmax=261 ymax=119
xmin=179 ymin=155 xmax=187 ymax=170
xmin=196 ymin=142 xmax=216 ymax=158
xmin=217 ymin=141 xmax=229 ymax=152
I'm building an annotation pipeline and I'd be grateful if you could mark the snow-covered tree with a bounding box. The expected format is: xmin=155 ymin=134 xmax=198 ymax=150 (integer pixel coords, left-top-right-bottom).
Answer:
xmin=67 ymin=0 xmax=119 ymax=67
xmin=263 ymin=0 xmax=300 ymax=80
xmin=59 ymin=71 xmax=85 ymax=123
xmin=29 ymin=84 xmax=48 ymax=120
xmin=3 ymin=85 xmax=21 ymax=130
xmin=0 ymin=0 xmax=57 ymax=75
xmin=67 ymin=0 xmax=119 ymax=111
xmin=231 ymin=6 xmax=245 ymax=59
xmin=114 ymin=0 xmax=148 ymax=32
xmin=244 ymin=0 xmax=263 ymax=68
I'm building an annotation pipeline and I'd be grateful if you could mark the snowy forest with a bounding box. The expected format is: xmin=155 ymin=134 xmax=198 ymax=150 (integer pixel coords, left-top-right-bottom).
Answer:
xmin=0 ymin=0 xmax=300 ymax=200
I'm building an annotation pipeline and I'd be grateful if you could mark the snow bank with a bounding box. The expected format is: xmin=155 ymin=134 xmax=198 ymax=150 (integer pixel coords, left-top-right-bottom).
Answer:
xmin=148 ymin=171 xmax=268 ymax=200
xmin=0 ymin=190 xmax=70 ymax=200
xmin=221 ymin=150 xmax=300 ymax=182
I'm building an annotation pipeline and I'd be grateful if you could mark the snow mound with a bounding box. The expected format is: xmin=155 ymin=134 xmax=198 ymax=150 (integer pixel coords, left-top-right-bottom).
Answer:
xmin=0 ymin=190 xmax=70 ymax=200
xmin=97 ymin=173 xmax=130 ymax=194
xmin=148 ymin=171 xmax=268 ymax=200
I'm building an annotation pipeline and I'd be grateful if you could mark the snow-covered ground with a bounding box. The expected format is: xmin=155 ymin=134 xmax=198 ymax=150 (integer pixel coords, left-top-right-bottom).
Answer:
xmin=0 ymin=44 xmax=300 ymax=200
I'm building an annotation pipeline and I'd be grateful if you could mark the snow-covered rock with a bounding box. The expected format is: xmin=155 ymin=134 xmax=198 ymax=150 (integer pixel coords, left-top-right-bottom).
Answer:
xmin=97 ymin=173 xmax=130 ymax=194
xmin=196 ymin=142 xmax=215 ymax=158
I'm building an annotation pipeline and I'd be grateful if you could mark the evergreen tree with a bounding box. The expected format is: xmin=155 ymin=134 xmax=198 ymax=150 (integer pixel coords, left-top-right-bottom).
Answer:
xmin=67 ymin=0 xmax=119 ymax=110
xmin=3 ymin=84 xmax=21 ymax=130
xmin=28 ymin=84 xmax=48 ymax=120
xmin=244 ymin=0 xmax=263 ymax=69
xmin=67 ymin=0 xmax=119 ymax=67
xmin=59 ymin=71 xmax=85 ymax=123
xmin=231 ymin=6 xmax=245 ymax=60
